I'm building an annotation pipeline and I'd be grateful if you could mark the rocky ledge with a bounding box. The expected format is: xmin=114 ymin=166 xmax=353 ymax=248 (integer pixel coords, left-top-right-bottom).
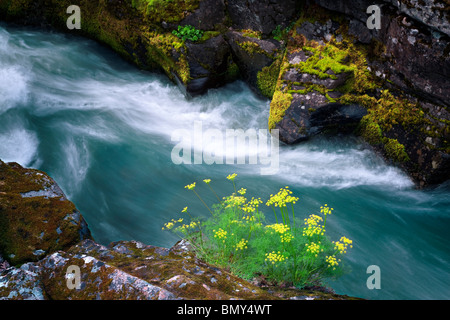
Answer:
xmin=0 ymin=160 xmax=359 ymax=300
xmin=0 ymin=1 xmax=448 ymax=187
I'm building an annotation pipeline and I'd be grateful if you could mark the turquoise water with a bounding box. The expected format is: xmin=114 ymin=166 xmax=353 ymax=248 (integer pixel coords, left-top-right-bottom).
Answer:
xmin=0 ymin=24 xmax=449 ymax=300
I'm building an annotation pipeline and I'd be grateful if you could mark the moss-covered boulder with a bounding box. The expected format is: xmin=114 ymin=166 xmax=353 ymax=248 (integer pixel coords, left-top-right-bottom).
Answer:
xmin=0 ymin=239 xmax=361 ymax=300
xmin=0 ymin=160 xmax=91 ymax=266
xmin=226 ymin=30 xmax=283 ymax=97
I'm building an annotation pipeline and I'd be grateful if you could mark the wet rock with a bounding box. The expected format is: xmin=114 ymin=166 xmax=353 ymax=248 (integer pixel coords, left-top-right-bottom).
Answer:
xmin=184 ymin=34 xmax=233 ymax=97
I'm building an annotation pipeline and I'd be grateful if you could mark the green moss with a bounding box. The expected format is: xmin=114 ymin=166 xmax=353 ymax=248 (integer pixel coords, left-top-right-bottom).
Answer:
xmin=237 ymin=40 xmax=272 ymax=58
xmin=143 ymin=30 xmax=190 ymax=83
xmin=224 ymin=61 xmax=240 ymax=82
xmin=257 ymin=58 xmax=282 ymax=99
xmin=200 ymin=30 xmax=221 ymax=42
xmin=241 ymin=29 xmax=262 ymax=39
xmin=365 ymin=90 xmax=427 ymax=133
xmin=384 ymin=138 xmax=410 ymax=162
xmin=132 ymin=0 xmax=200 ymax=24
xmin=297 ymin=44 xmax=354 ymax=79
xmin=358 ymin=117 xmax=383 ymax=144
xmin=268 ymin=91 xmax=293 ymax=130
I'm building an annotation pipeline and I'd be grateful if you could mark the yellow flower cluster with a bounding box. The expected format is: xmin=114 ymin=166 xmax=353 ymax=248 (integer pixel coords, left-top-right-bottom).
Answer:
xmin=305 ymin=242 xmax=322 ymax=256
xmin=249 ymin=197 xmax=263 ymax=208
xmin=320 ymin=204 xmax=334 ymax=216
xmin=235 ymin=239 xmax=248 ymax=251
xmin=227 ymin=173 xmax=237 ymax=181
xmin=178 ymin=221 xmax=198 ymax=232
xmin=265 ymin=251 xmax=287 ymax=264
xmin=266 ymin=223 xmax=290 ymax=234
xmin=203 ymin=179 xmax=211 ymax=184
xmin=266 ymin=187 xmax=299 ymax=208
xmin=242 ymin=204 xmax=255 ymax=213
xmin=162 ymin=218 xmax=184 ymax=230
xmin=241 ymin=197 xmax=262 ymax=214
xmin=182 ymin=207 xmax=188 ymax=213
xmin=213 ymin=228 xmax=228 ymax=242
xmin=237 ymin=188 xmax=246 ymax=195
xmin=242 ymin=215 xmax=256 ymax=222
xmin=304 ymin=214 xmax=323 ymax=226
xmin=333 ymin=236 xmax=353 ymax=254
xmin=302 ymin=214 xmax=324 ymax=237
xmin=184 ymin=182 xmax=196 ymax=190
xmin=223 ymin=194 xmax=247 ymax=208
xmin=280 ymin=233 xmax=294 ymax=243
xmin=325 ymin=255 xmax=340 ymax=270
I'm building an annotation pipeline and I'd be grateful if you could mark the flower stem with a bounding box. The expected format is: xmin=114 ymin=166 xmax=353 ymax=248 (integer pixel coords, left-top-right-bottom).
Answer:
xmin=193 ymin=190 xmax=213 ymax=215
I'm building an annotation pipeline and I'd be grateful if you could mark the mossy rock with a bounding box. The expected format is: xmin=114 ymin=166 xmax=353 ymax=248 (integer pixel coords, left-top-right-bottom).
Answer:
xmin=0 ymin=239 xmax=363 ymax=300
xmin=0 ymin=160 xmax=91 ymax=266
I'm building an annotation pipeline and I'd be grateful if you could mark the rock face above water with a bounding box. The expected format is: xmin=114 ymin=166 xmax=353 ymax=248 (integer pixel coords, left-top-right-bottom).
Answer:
xmin=0 ymin=160 xmax=358 ymax=300
xmin=0 ymin=0 xmax=448 ymax=187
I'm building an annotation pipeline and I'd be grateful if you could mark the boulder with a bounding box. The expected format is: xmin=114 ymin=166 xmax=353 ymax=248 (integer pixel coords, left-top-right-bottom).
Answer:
xmin=184 ymin=34 xmax=234 ymax=97
xmin=227 ymin=0 xmax=301 ymax=36
xmin=225 ymin=31 xmax=282 ymax=95
xmin=0 ymin=160 xmax=91 ymax=266
xmin=0 ymin=238 xmax=360 ymax=300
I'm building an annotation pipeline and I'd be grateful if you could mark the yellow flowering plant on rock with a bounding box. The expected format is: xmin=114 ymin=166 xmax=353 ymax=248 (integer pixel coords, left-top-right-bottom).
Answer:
xmin=162 ymin=174 xmax=353 ymax=288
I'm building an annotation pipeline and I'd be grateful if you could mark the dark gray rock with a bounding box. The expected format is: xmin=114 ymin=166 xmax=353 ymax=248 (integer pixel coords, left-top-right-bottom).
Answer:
xmin=225 ymin=31 xmax=282 ymax=93
xmin=184 ymin=35 xmax=233 ymax=96
xmin=227 ymin=0 xmax=301 ymax=35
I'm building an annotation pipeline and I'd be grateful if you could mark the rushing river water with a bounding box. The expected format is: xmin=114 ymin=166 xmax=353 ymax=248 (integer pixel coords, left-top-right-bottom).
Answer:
xmin=0 ymin=24 xmax=449 ymax=300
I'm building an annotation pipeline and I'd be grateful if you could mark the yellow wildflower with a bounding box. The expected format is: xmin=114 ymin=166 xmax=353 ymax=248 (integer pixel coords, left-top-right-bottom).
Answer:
xmin=320 ymin=204 xmax=334 ymax=216
xmin=203 ymin=179 xmax=211 ymax=184
xmin=184 ymin=182 xmax=196 ymax=190
xmin=235 ymin=239 xmax=248 ymax=251
xmin=325 ymin=255 xmax=340 ymax=270
xmin=226 ymin=173 xmax=237 ymax=181
xmin=305 ymin=242 xmax=322 ymax=256
xmin=213 ymin=228 xmax=227 ymax=241
xmin=266 ymin=223 xmax=290 ymax=234
xmin=265 ymin=251 xmax=287 ymax=264
xmin=333 ymin=236 xmax=353 ymax=254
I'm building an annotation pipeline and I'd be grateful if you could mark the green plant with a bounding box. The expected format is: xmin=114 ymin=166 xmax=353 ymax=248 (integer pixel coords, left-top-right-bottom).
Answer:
xmin=163 ymin=174 xmax=353 ymax=288
xmin=172 ymin=25 xmax=204 ymax=42
xmin=272 ymin=24 xmax=293 ymax=41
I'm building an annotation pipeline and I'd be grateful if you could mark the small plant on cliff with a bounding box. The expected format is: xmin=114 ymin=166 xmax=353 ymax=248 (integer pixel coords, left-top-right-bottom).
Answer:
xmin=172 ymin=25 xmax=204 ymax=42
xmin=163 ymin=175 xmax=353 ymax=288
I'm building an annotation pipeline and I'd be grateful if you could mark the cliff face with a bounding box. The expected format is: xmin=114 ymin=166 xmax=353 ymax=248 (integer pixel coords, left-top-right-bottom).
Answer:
xmin=0 ymin=0 xmax=448 ymax=185
xmin=0 ymin=160 xmax=358 ymax=300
